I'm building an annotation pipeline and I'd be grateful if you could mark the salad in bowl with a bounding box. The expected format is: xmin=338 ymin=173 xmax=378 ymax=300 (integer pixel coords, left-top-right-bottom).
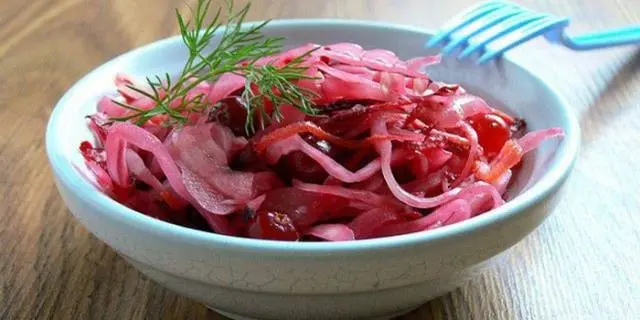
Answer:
xmin=46 ymin=1 xmax=578 ymax=319
xmin=77 ymin=0 xmax=562 ymax=242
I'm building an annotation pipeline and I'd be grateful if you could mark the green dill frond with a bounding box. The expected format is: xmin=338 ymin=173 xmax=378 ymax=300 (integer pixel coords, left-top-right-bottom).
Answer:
xmin=109 ymin=0 xmax=317 ymax=132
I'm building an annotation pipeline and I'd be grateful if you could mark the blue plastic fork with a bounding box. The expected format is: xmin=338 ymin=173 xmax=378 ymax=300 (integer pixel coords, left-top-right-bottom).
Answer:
xmin=427 ymin=0 xmax=640 ymax=64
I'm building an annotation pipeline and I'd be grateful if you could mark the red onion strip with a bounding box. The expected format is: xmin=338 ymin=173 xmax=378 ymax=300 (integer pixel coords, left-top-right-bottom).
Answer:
xmin=450 ymin=122 xmax=478 ymax=188
xmin=105 ymin=122 xmax=190 ymax=202
xmin=517 ymin=127 xmax=565 ymax=153
xmin=305 ymin=224 xmax=355 ymax=241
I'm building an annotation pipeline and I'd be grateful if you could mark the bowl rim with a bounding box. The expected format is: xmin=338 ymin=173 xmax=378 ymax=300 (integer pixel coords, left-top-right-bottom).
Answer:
xmin=46 ymin=18 xmax=580 ymax=254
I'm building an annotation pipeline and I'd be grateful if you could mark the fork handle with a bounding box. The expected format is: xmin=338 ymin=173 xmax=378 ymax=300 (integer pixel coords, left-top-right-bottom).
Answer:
xmin=561 ymin=25 xmax=640 ymax=50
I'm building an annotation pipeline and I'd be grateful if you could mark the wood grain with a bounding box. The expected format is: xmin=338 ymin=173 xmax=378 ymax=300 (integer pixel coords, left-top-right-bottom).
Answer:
xmin=1 ymin=0 xmax=639 ymax=319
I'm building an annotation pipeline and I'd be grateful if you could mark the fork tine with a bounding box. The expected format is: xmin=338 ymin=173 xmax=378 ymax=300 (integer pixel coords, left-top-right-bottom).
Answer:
xmin=441 ymin=5 xmax=522 ymax=56
xmin=457 ymin=12 xmax=550 ymax=60
xmin=477 ymin=16 xmax=570 ymax=64
xmin=426 ymin=1 xmax=507 ymax=48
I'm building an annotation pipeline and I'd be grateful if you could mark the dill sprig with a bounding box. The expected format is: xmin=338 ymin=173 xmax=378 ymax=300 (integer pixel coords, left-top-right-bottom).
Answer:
xmin=111 ymin=0 xmax=318 ymax=132
xmin=241 ymin=51 xmax=319 ymax=133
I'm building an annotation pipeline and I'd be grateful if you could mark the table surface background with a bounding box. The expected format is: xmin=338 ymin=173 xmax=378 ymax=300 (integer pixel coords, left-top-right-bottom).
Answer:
xmin=1 ymin=0 xmax=639 ymax=319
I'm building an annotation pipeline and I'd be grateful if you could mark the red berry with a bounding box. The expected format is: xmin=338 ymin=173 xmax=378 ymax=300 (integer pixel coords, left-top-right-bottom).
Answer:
xmin=79 ymin=140 xmax=108 ymax=171
xmin=468 ymin=113 xmax=510 ymax=156
xmin=248 ymin=209 xmax=300 ymax=241
xmin=79 ymin=141 xmax=94 ymax=160
xmin=207 ymin=96 xmax=249 ymax=137
xmin=230 ymin=143 xmax=268 ymax=172
xmin=278 ymin=134 xmax=338 ymax=183
xmin=281 ymin=151 xmax=327 ymax=183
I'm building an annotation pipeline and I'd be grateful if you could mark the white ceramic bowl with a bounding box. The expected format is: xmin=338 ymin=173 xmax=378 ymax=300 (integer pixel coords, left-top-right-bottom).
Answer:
xmin=46 ymin=20 xmax=579 ymax=320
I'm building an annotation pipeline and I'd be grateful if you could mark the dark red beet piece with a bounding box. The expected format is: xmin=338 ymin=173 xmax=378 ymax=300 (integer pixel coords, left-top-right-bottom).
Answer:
xmin=408 ymin=152 xmax=430 ymax=178
xmin=322 ymin=99 xmax=377 ymax=113
xmin=228 ymin=207 xmax=254 ymax=237
xmin=248 ymin=209 xmax=300 ymax=241
xmin=391 ymin=166 xmax=415 ymax=184
xmin=184 ymin=206 xmax=213 ymax=232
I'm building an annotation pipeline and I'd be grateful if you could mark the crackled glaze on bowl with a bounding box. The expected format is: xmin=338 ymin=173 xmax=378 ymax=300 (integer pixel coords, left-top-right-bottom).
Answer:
xmin=46 ymin=20 xmax=579 ymax=320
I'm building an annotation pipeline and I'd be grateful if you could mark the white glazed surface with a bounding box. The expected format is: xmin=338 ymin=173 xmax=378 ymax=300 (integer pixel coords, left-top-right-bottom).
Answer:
xmin=46 ymin=20 xmax=579 ymax=320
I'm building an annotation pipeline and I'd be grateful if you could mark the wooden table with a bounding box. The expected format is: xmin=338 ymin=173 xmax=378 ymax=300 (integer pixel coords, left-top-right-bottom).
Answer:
xmin=1 ymin=0 xmax=639 ymax=319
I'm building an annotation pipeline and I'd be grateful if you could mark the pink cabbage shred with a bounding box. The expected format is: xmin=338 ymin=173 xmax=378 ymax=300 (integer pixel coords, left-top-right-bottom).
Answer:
xmin=79 ymin=42 xmax=564 ymax=241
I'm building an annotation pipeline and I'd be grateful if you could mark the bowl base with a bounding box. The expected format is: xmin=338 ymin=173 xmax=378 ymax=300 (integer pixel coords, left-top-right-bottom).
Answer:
xmin=208 ymin=305 xmax=417 ymax=320
xmin=126 ymin=255 xmax=498 ymax=320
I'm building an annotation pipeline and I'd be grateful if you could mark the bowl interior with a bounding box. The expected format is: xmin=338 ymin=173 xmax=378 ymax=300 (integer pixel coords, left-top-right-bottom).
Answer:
xmin=46 ymin=20 xmax=579 ymax=249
